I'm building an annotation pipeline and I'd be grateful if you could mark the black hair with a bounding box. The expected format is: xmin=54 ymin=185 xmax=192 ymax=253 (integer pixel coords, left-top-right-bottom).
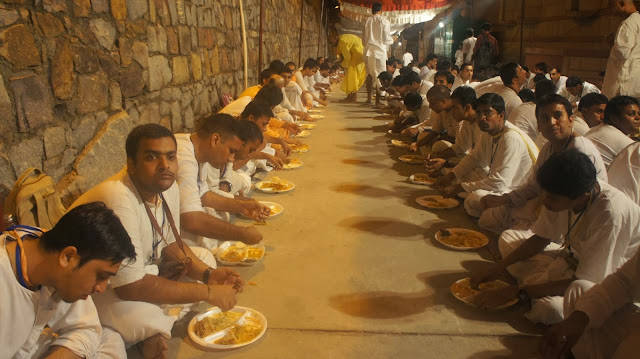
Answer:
xmin=269 ymin=60 xmax=287 ymax=74
xmin=254 ymin=84 xmax=283 ymax=107
xmin=476 ymin=93 xmax=505 ymax=115
xmin=403 ymin=71 xmax=422 ymax=85
xmin=41 ymin=202 xmax=135 ymax=266
xmin=399 ymin=66 xmax=413 ymax=76
xmin=578 ymin=93 xmax=609 ymax=113
xmin=604 ymin=95 xmax=640 ymax=125
xmin=521 ymin=65 xmax=530 ymax=72
xmin=378 ymin=71 xmax=393 ymax=82
xmin=237 ymin=120 xmax=263 ymax=143
xmin=303 ymin=58 xmax=319 ymax=69
xmin=240 ymin=99 xmax=275 ymax=121
xmin=393 ymin=58 xmax=402 ymax=66
xmin=451 ymin=86 xmax=477 ymax=107
xmin=436 ymin=60 xmax=451 ymax=72
xmin=259 ymin=69 xmax=275 ymax=84
xmin=533 ymin=73 xmax=547 ymax=84
xmin=464 ymin=28 xmax=474 ymax=37
xmin=518 ymin=89 xmax=535 ymax=103
xmin=391 ymin=75 xmax=404 ymax=87
xmin=536 ymin=149 xmax=597 ymax=199
xmin=535 ymin=62 xmax=548 ymax=73
xmin=534 ymin=79 xmax=557 ymax=100
xmin=566 ymin=76 xmax=583 ymax=88
xmin=125 ymin=124 xmax=176 ymax=161
xmin=404 ymin=92 xmax=423 ymax=111
xmin=460 ymin=63 xmax=473 ymax=71
xmin=285 ymin=62 xmax=296 ymax=69
xmin=316 ymin=56 xmax=324 ymax=62
xmin=426 ymin=53 xmax=437 ymax=62
xmin=535 ymin=94 xmax=572 ymax=120
xmin=434 ymin=70 xmax=455 ymax=85
xmin=386 ymin=59 xmax=395 ymax=67
xmin=195 ymin=113 xmax=242 ymax=139
xmin=472 ymin=71 xmax=487 ymax=82
xmin=481 ymin=22 xmax=492 ymax=31
xmin=450 ymin=64 xmax=460 ymax=73
xmin=499 ymin=62 xmax=520 ymax=87
xmin=319 ymin=62 xmax=331 ymax=71
xmin=372 ymin=2 xmax=382 ymax=14
xmin=550 ymin=66 xmax=562 ymax=73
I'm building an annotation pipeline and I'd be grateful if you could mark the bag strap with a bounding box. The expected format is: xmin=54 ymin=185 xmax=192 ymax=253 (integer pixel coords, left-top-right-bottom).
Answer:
xmin=3 ymin=168 xmax=42 ymax=216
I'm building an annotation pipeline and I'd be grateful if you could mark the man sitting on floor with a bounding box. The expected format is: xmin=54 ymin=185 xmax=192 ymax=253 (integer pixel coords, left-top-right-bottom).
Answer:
xmin=294 ymin=58 xmax=328 ymax=106
xmin=1 ymin=203 xmax=135 ymax=358
xmin=573 ymin=93 xmax=608 ymax=128
xmin=585 ymin=95 xmax=638 ymax=168
xmin=476 ymin=62 xmax=526 ymax=120
xmin=238 ymin=100 xmax=287 ymax=172
xmin=409 ymin=85 xmax=457 ymax=153
xmin=435 ymin=93 xmax=538 ymax=219
xmin=561 ymin=76 xmax=601 ymax=108
xmin=470 ymin=150 xmax=640 ymax=325
xmin=72 ymin=124 xmax=244 ymax=358
xmin=433 ymin=70 xmax=455 ymax=90
xmin=452 ymin=63 xmax=473 ymax=91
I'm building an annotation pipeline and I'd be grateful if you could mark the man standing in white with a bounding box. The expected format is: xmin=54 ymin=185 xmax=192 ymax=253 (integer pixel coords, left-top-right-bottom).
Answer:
xmin=462 ymin=28 xmax=477 ymax=64
xmin=602 ymin=0 xmax=640 ymax=100
xmin=402 ymin=49 xmax=413 ymax=67
xmin=363 ymin=2 xmax=394 ymax=104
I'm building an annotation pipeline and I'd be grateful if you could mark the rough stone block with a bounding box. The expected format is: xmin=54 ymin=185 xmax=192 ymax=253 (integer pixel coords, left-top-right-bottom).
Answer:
xmin=184 ymin=106 xmax=194 ymax=129
xmin=76 ymin=73 xmax=109 ymax=114
xmin=10 ymin=73 xmax=54 ymax=133
xmin=119 ymin=64 xmax=145 ymax=98
xmin=110 ymin=0 xmax=127 ymax=21
xmin=159 ymin=101 xmax=170 ymax=116
xmin=0 ymin=74 xmax=13 ymax=133
xmin=8 ymin=137 xmax=43 ymax=176
xmin=156 ymin=0 xmax=170 ymax=25
xmin=206 ymin=29 xmax=214 ymax=49
xmin=166 ymin=27 xmax=179 ymax=54
xmin=44 ymin=126 xmax=66 ymax=159
xmin=51 ymin=38 xmax=75 ymax=100
xmin=91 ymin=0 xmax=109 ymax=13
xmin=43 ymin=148 xmax=76 ymax=182
xmin=190 ymin=26 xmax=197 ymax=51
xmin=75 ymin=110 xmax=133 ymax=189
xmin=171 ymin=56 xmax=189 ymax=85
xmin=97 ymin=51 xmax=120 ymax=79
xmin=0 ymin=154 xmax=16 ymax=193
xmin=127 ymin=0 xmax=147 ymax=20
xmin=177 ymin=25 xmax=190 ymax=55
xmin=156 ymin=25 xmax=167 ymax=54
xmin=147 ymin=26 xmax=159 ymax=53
xmin=109 ymin=82 xmax=122 ymax=110
xmin=119 ymin=36 xmax=132 ymax=67
xmin=148 ymin=0 xmax=156 ymax=22
xmin=34 ymin=12 xmax=64 ymax=38
xmin=191 ymin=52 xmax=202 ymax=81
xmin=73 ymin=0 xmax=91 ymax=17
xmin=131 ymin=41 xmax=149 ymax=68
xmin=72 ymin=114 xmax=97 ymax=150
xmin=170 ymin=101 xmax=181 ymax=131
xmin=0 ymin=24 xmax=41 ymax=70
xmin=176 ymin=0 xmax=186 ymax=24
xmin=89 ymin=18 xmax=116 ymax=50
xmin=0 ymin=8 xmax=19 ymax=26
xmin=203 ymin=48 xmax=212 ymax=76
xmin=43 ymin=0 xmax=67 ymax=12
xmin=211 ymin=45 xmax=219 ymax=74
xmin=167 ymin=0 xmax=178 ymax=25
xmin=148 ymin=55 xmax=172 ymax=91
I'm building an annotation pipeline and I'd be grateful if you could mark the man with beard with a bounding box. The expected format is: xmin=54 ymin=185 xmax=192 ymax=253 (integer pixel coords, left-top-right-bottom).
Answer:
xmin=72 ymin=124 xmax=244 ymax=359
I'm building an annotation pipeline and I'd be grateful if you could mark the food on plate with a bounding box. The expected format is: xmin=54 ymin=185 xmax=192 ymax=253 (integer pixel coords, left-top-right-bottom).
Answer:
xmin=260 ymin=177 xmax=293 ymax=191
xmin=419 ymin=196 xmax=458 ymax=208
xmin=391 ymin=139 xmax=410 ymax=148
xmin=214 ymin=315 xmax=263 ymax=345
xmin=299 ymin=124 xmax=316 ymax=130
xmin=283 ymin=158 xmax=302 ymax=169
xmin=399 ymin=155 xmax=427 ymax=164
xmin=411 ymin=174 xmax=436 ymax=184
xmin=244 ymin=248 xmax=265 ymax=263
xmin=451 ymin=278 xmax=513 ymax=307
xmin=219 ymin=243 xmax=247 ymax=262
xmin=438 ymin=229 xmax=488 ymax=248
xmin=290 ymin=143 xmax=310 ymax=152
xmin=194 ymin=311 xmax=244 ymax=338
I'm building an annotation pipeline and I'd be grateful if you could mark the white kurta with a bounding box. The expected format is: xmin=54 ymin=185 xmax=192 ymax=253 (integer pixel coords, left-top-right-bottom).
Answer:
xmin=294 ymin=70 xmax=309 ymax=92
xmin=560 ymin=81 xmax=601 ymax=104
xmin=554 ymin=75 xmax=568 ymax=94
xmin=363 ymin=13 xmax=393 ymax=89
xmin=608 ymin=142 xmax=640 ymax=205
xmin=450 ymin=120 xmax=481 ymax=156
xmin=1 ymin=230 xmax=125 ymax=358
xmin=585 ymin=124 xmax=635 ymax=168
xmin=602 ymin=12 xmax=640 ymax=99
xmin=451 ymin=76 xmax=470 ymax=91
xmin=218 ymin=96 xmax=252 ymax=117
xmin=402 ymin=52 xmax=413 ymax=66
xmin=284 ymin=81 xmax=306 ymax=112
xmin=475 ymin=82 xmax=523 ymax=120
xmin=462 ymin=36 xmax=476 ymax=64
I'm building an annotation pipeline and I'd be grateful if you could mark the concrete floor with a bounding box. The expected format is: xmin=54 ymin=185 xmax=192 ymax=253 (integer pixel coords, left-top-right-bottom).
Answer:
xmin=130 ymin=91 xmax=543 ymax=358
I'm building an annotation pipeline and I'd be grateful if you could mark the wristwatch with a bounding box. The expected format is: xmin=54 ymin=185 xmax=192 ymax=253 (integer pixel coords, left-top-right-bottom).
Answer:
xmin=203 ymin=267 xmax=213 ymax=284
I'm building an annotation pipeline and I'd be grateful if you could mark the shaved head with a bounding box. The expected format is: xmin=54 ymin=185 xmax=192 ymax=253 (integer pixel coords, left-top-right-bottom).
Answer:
xmin=268 ymin=74 xmax=285 ymax=88
xmin=427 ymin=84 xmax=451 ymax=102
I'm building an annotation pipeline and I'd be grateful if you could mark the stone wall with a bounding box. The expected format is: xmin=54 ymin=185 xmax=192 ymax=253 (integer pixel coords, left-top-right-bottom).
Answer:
xmin=0 ymin=0 xmax=329 ymax=202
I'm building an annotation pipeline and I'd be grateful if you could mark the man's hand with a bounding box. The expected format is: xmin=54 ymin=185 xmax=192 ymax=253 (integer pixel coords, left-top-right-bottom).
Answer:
xmin=443 ymin=183 xmax=464 ymax=198
xmin=318 ymin=99 xmax=328 ymax=106
xmin=285 ymin=138 xmax=303 ymax=146
xmin=539 ymin=311 xmax=590 ymax=359
xmin=240 ymin=200 xmax=270 ymax=221
xmin=209 ymin=268 xmax=245 ymax=293
xmin=239 ymin=226 xmax=263 ymax=244
xmin=409 ymin=142 xmax=418 ymax=152
xmin=426 ymin=157 xmax=447 ymax=171
xmin=469 ymin=262 xmax=506 ymax=288
xmin=402 ymin=127 xmax=419 ymax=137
xmin=435 ymin=172 xmax=456 ymax=188
xmin=301 ymin=112 xmax=314 ymax=122
xmin=281 ymin=141 xmax=292 ymax=156
xmin=205 ymin=285 xmax=238 ymax=311
xmin=266 ymin=154 xmax=284 ymax=170
xmin=481 ymin=194 xmax=510 ymax=209
xmin=472 ymin=285 xmax=518 ymax=310
xmin=284 ymin=122 xmax=301 ymax=135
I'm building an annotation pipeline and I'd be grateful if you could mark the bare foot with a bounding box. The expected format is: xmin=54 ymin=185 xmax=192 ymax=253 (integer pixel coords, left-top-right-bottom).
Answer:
xmin=138 ymin=334 xmax=169 ymax=359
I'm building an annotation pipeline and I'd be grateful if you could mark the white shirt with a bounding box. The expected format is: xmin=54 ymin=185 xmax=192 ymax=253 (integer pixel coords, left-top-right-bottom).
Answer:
xmin=508 ymin=102 xmax=539 ymax=144
xmin=451 ymin=120 xmax=481 ymax=155
xmin=476 ymin=82 xmax=523 ymax=120
xmin=418 ymin=80 xmax=433 ymax=98
xmin=363 ymin=14 xmax=393 ymax=59
xmin=451 ymin=76 xmax=470 ymax=91
xmin=402 ymin=52 xmax=413 ymax=66
xmin=72 ymin=169 xmax=179 ymax=288
xmin=294 ymin=70 xmax=309 ymax=91
xmin=452 ymin=121 xmax=538 ymax=193
xmin=608 ymin=142 xmax=640 ymax=205
xmin=455 ymin=49 xmax=464 ymax=67
xmin=602 ymin=12 xmax=640 ymax=98
xmin=219 ymin=96 xmax=252 ymax=117
xmin=585 ymin=124 xmax=635 ymax=168
xmin=392 ymin=68 xmax=400 ymax=79
xmin=432 ymin=107 xmax=461 ymax=139
xmin=560 ymin=81 xmax=601 ymax=104
xmin=554 ymin=75 xmax=568 ymax=94
xmin=1 ymin=229 xmax=102 ymax=358
xmin=284 ymin=81 xmax=305 ymax=112
xmin=462 ymin=36 xmax=477 ymax=63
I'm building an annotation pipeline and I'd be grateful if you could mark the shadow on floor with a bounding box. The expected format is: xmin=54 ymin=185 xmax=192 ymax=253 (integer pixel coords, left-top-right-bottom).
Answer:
xmin=329 ymin=291 xmax=430 ymax=319
xmin=466 ymin=335 xmax=540 ymax=359
xmin=342 ymin=157 xmax=389 ymax=168
xmin=338 ymin=216 xmax=429 ymax=239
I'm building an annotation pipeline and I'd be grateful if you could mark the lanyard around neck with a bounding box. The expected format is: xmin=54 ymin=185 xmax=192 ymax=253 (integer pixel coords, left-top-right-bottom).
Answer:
xmin=489 ymin=128 xmax=507 ymax=169
xmin=10 ymin=229 xmax=35 ymax=289
xmin=562 ymin=187 xmax=599 ymax=256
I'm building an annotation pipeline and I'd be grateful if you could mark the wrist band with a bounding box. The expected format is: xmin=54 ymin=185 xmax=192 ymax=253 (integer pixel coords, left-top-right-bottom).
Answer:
xmin=203 ymin=267 xmax=213 ymax=284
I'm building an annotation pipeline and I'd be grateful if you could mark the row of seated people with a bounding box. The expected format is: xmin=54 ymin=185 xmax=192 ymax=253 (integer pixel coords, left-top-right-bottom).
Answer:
xmin=381 ymin=60 xmax=639 ymax=359
xmin=2 ymin=58 xmax=331 ymax=359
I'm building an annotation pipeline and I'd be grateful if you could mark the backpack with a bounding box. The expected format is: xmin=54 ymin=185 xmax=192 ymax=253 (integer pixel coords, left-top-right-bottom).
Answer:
xmin=3 ymin=168 xmax=67 ymax=230
xmin=475 ymin=36 xmax=494 ymax=70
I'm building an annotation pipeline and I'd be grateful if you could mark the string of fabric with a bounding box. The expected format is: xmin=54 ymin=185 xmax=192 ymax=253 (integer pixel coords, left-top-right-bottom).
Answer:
xmin=6 ymin=225 xmax=44 ymax=289
xmin=489 ymin=129 xmax=507 ymax=170
xmin=562 ymin=187 xmax=599 ymax=257
xmin=150 ymin=203 xmax=167 ymax=262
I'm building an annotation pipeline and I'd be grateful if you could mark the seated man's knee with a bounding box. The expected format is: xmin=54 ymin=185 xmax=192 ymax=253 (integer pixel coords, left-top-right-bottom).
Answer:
xmin=563 ymin=279 xmax=595 ymax=316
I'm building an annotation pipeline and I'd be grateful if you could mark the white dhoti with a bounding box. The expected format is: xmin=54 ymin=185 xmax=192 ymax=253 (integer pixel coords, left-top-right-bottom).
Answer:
xmin=431 ymin=140 xmax=453 ymax=153
xmin=565 ymin=280 xmax=640 ymax=359
xmin=32 ymin=327 xmax=126 ymax=359
xmin=463 ymin=189 xmax=492 ymax=218
xmin=478 ymin=198 xmax=539 ymax=235
xmin=366 ymin=55 xmax=385 ymax=91
xmin=275 ymin=111 xmax=295 ymax=124
xmin=93 ymin=247 xmax=217 ymax=347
